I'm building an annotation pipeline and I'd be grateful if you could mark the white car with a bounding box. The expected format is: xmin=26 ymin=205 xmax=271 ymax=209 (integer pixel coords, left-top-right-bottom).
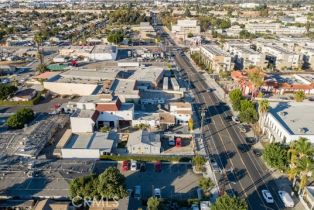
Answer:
xmin=130 ymin=160 xmax=137 ymax=171
xmin=278 ymin=191 xmax=295 ymax=207
xmin=262 ymin=190 xmax=274 ymax=203
xmin=232 ymin=116 xmax=240 ymax=123
xmin=153 ymin=188 xmax=161 ymax=198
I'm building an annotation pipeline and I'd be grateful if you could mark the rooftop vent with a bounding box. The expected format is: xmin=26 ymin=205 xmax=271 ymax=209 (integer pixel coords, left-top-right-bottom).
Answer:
xmin=280 ymin=111 xmax=288 ymax=117
xmin=299 ymin=127 xmax=307 ymax=134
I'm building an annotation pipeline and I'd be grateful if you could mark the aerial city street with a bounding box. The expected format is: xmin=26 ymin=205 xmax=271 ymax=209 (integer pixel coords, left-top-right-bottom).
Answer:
xmin=0 ymin=0 xmax=314 ymax=210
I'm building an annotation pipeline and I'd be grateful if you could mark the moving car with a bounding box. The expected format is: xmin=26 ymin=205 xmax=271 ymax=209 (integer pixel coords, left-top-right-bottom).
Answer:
xmin=278 ymin=191 xmax=294 ymax=207
xmin=262 ymin=190 xmax=274 ymax=203
xmin=245 ymin=137 xmax=257 ymax=145
xmin=134 ymin=185 xmax=142 ymax=199
xmin=237 ymin=144 xmax=250 ymax=153
xmin=155 ymin=161 xmax=161 ymax=172
xmin=232 ymin=116 xmax=240 ymax=123
xmin=122 ymin=160 xmax=129 ymax=171
xmin=130 ymin=160 xmax=137 ymax=171
xmin=210 ymin=158 xmax=221 ymax=173
xmin=153 ymin=188 xmax=161 ymax=198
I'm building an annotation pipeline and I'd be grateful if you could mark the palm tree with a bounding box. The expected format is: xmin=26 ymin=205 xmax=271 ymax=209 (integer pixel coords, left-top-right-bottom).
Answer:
xmin=294 ymin=137 xmax=314 ymax=158
xmin=296 ymin=157 xmax=314 ymax=194
xmin=34 ymin=32 xmax=44 ymax=65
xmin=248 ymin=69 xmax=264 ymax=100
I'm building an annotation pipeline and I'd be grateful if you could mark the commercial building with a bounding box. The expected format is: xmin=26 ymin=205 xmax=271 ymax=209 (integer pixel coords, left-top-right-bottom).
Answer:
xmin=127 ymin=130 xmax=161 ymax=154
xmin=110 ymin=79 xmax=140 ymax=103
xmin=60 ymin=131 xmax=117 ymax=158
xmin=199 ymin=45 xmax=232 ymax=72
xmin=301 ymin=47 xmax=314 ymax=70
xmin=129 ymin=66 xmax=164 ymax=89
xmin=172 ymin=19 xmax=201 ymax=39
xmin=260 ymin=102 xmax=314 ymax=144
xmin=70 ymin=110 xmax=99 ymax=133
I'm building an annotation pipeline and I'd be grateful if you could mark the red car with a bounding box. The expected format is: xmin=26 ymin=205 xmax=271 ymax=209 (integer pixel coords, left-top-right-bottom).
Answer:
xmin=122 ymin=160 xmax=129 ymax=171
xmin=175 ymin=137 xmax=182 ymax=147
xmin=155 ymin=161 xmax=161 ymax=172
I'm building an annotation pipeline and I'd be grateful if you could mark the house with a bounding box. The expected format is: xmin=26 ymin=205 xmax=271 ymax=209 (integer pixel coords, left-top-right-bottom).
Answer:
xmin=11 ymin=88 xmax=37 ymax=102
xmin=300 ymin=186 xmax=314 ymax=210
xmin=170 ymin=102 xmax=193 ymax=124
xmin=260 ymin=102 xmax=314 ymax=144
xmin=127 ymin=130 xmax=161 ymax=154
xmin=60 ymin=131 xmax=118 ymax=158
xmin=199 ymin=45 xmax=233 ymax=72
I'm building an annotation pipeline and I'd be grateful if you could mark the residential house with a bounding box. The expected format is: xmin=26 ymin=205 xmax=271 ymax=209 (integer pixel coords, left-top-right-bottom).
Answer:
xmin=127 ymin=130 xmax=161 ymax=154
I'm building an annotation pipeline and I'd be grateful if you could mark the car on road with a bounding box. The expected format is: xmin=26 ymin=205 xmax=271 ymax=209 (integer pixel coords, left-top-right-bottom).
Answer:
xmin=153 ymin=188 xmax=161 ymax=198
xmin=232 ymin=116 xmax=240 ymax=123
xmin=262 ymin=190 xmax=274 ymax=203
xmin=253 ymin=149 xmax=263 ymax=157
xmin=209 ymin=158 xmax=221 ymax=173
xmin=168 ymin=137 xmax=175 ymax=146
xmin=245 ymin=137 xmax=257 ymax=145
xmin=237 ymin=144 xmax=250 ymax=153
xmin=155 ymin=161 xmax=161 ymax=172
xmin=278 ymin=190 xmax=294 ymax=207
xmin=122 ymin=160 xmax=129 ymax=171
xmin=134 ymin=185 xmax=142 ymax=200
xmin=191 ymin=204 xmax=200 ymax=210
xmin=224 ymin=116 xmax=232 ymax=122
xmin=131 ymin=160 xmax=137 ymax=171
xmin=238 ymin=124 xmax=247 ymax=133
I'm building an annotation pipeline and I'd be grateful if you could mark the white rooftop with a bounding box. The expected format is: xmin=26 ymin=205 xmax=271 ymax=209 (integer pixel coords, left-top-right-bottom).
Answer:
xmin=269 ymin=102 xmax=314 ymax=135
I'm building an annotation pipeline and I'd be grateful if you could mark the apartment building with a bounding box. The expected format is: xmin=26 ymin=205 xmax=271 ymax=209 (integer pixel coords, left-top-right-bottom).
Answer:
xmin=229 ymin=45 xmax=267 ymax=70
xmin=199 ymin=45 xmax=232 ymax=72
xmin=246 ymin=23 xmax=281 ymax=34
xmin=172 ymin=19 xmax=201 ymax=39
xmin=261 ymin=45 xmax=300 ymax=70
xmin=169 ymin=102 xmax=192 ymax=124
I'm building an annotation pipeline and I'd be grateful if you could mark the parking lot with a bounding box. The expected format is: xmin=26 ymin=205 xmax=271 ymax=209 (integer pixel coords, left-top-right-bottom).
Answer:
xmin=94 ymin=161 xmax=201 ymax=200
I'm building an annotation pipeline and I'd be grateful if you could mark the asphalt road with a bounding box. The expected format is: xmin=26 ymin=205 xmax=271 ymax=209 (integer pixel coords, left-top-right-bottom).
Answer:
xmin=160 ymin=32 xmax=285 ymax=209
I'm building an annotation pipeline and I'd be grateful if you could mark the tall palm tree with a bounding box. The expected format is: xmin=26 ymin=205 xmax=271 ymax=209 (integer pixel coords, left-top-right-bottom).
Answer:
xmin=34 ymin=32 xmax=44 ymax=65
xmin=294 ymin=137 xmax=314 ymax=158
xmin=296 ymin=157 xmax=314 ymax=194
xmin=248 ymin=69 xmax=264 ymax=100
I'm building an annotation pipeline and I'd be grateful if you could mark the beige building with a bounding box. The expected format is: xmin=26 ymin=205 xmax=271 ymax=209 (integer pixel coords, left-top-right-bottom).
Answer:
xmin=199 ymin=45 xmax=233 ymax=72
xmin=172 ymin=19 xmax=201 ymax=39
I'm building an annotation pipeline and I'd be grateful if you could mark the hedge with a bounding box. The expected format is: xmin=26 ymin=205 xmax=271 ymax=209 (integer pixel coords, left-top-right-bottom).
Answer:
xmin=0 ymin=92 xmax=42 ymax=106
xmin=100 ymin=155 xmax=192 ymax=162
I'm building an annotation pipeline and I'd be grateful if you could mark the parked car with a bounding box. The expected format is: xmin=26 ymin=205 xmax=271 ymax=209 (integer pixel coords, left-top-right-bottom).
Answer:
xmin=139 ymin=162 xmax=146 ymax=172
xmin=262 ymin=190 xmax=274 ymax=203
xmin=278 ymin=191 xmax=294 ymax=207
xmin=122 ymin=160 xmax=129 ymax=171
xmin=155 ymin=161 xmax=161 ymax=172
xmin=238 ymin=124 xmax=247 ymax=133
xmin=237 ymin=144 xmax=250 ymax=153
xmin=224 ymin=116 xmax=232 ymax=122
xmin=209 ymin=158 xmax=221 ymax=173
xmin=253 ymin=149 xmax=263 ymax=157
xmin=130 ymin=160 xmax=137 ymax=171
xmin=245 ymin=137 xmax=257 ymax=145
xmin=153 ymin=188 xmax=161 ymax=198
xmin=134 ymin=185 xmax=142 ymax=200
xmin=232 ymin=116 xmax=240 ymax=123
xmin=191 ymin=204 xmax=200 ymax=210
xmin=168 ymin=137 xmax=175 ymax=146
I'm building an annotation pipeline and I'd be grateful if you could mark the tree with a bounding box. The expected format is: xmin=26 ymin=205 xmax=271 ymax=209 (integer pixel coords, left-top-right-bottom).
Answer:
xmin=36 ymin=64 xmax=47 ymax=73
xmin=184 ymin=7 xmax=191 ymax=17
xmin=147 ymin=197 xmax=160 ymax=210
xmin=192 ymin=155 xmax=206 ymax=172
xmin=212 ymin=195 xmax=247 ymax=210
xmin=34 ymin=32 xmax=44 ymax=66
xmin=199 ymin=177 xmax=214 ymax=193
xmin=296 ymin=156 xmax=314 ymax=193
xmin=229 ymin=89 xmax=243 ymax=111
xmin=69 ymin=174 xmax=99 ymax=201
xmin=263 ymin=143 xmax=288 ymax=171
xmin=258 ymin=99 xmax=269 ymax=115
xmin=97 ymin=167 xmax=128 ymax=199
xmin=0 ymin=84 xmax=18 ymax=100
xmin=107 ymin=30 xmax=124 ymax=44
xmin=6 ymin=108 xmax=35 ymax=129
xmin=248 ymin=69 xmax=264 ymax=100
xmin=239 ymin=107 xmax=258 ymax=124
xmin=240 ymin=100 xmax=255 ymax=112
xmin=188 ymin=118 xmax=194 ymax=131
xmin=187 ymin=32 xmax=194 ymax=38
xmin=294 ymin=91 xmax=306 ymax=102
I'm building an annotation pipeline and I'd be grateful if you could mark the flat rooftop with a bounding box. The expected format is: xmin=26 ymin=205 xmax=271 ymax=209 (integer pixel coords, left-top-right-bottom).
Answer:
xmin=61 ymin=69 xmax=120 ymax=80
xmin=71 ymin=109 xmax=96 ymax=118
xmin=202 ymin=45 xmax=229 ymax=56
xmin=269 ymin=102 xmax=314 ymax=135
xmin=110 ymin=79 xmax=139 ymax=96
xmin=65 ymin=132 xmax=117 ymax=152
xmin=266 ymin=44 xmax=294 ymax=55
xmin=266 ymin=74 xmax=312 ymax=85
xmin=129 ymin=66 xmax=164 ymax=82
xmin=235 ymin=46 xmax=260 ymax=55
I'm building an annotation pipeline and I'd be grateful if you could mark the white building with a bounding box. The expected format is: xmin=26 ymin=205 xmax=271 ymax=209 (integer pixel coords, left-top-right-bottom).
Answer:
xmin=301 ymin=47 xmax=314 ymax=70
xmin=170 ymin=102 xmax=192 ymax=124
xmin=60 ymin=131 xmax=117 ymax=158
xmin=172 ymin=19 xmax=201 ymax=39
xmin=70 ymin=109 xmax=99 ymax=133
xmin=127 ymin=130 xmax=161 ymax=154
xmin=129 ymin=66 xmax=164 ymax=89
xmin=261 ymin=102 xmax=314 ymax=144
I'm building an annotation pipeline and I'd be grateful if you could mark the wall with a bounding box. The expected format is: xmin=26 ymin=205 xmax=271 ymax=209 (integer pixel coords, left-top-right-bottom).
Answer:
xmin=61 ymin=149 xmax=100 ymax=159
